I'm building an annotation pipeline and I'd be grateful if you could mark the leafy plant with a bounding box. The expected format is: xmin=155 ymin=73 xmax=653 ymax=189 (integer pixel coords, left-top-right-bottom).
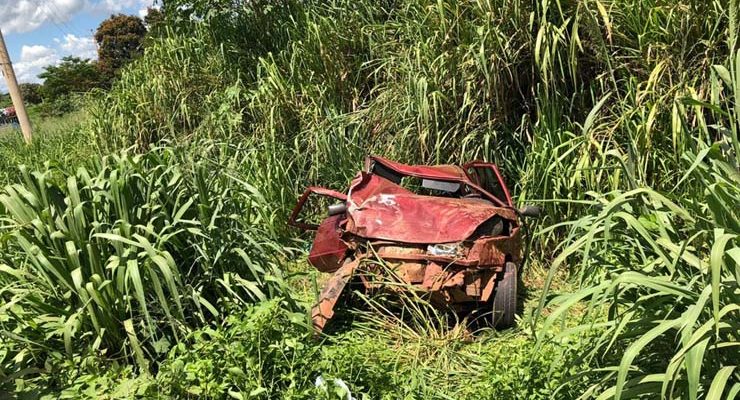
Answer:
xmin=535 ymin=123 xmax=739 ymax=398
xmin=154 ymin=299 xmax=316 ymax=399
xmin=0 ymin=143 xmax=292 ymax=380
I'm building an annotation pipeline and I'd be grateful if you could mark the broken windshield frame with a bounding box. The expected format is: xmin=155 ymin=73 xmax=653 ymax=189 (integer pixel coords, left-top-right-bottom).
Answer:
xmin=369 ymin=159 xmax=510 ymax=206
xmin=463 ymin=161 xmax=512 ymax=207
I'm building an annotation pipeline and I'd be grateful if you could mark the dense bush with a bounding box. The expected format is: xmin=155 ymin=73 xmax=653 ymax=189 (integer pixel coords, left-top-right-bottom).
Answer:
xmin=155 ymin=299 xmax=317 ymax=399
xmin=531 ymin=49 xmax=740 ymax=398
xmin=92 ymin=0 xmax=733 ymax=210
xmin=89 ymin=29 xmax=244 ymax=151
xmin=7 ymin=298 xmax=591 ymax=399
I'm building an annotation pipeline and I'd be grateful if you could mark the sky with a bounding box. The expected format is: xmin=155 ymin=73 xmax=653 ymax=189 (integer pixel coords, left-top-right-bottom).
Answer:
xmin=0 ymin=0 xmax=156 ymax=92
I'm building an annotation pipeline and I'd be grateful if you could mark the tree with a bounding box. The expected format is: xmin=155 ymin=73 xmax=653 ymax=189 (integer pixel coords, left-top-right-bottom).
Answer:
xmin=144 ymin=7 xmax=166 ymax=34
xmin=0 ymin=92 xmax=10 ymax=108
xmin=19 ymin=83 xmax=42 ymax=104
xmin=38 ymin=56 xmax=103 ymax=102
xmin=95 ymin=14 xmax=147 ymax=79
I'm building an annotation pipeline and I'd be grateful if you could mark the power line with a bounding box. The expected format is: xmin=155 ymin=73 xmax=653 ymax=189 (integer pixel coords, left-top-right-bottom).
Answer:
xmin=44 ymin=0 xmax=89 ymax=38
xmin=28 ymin=0 xmax=80 ymax=40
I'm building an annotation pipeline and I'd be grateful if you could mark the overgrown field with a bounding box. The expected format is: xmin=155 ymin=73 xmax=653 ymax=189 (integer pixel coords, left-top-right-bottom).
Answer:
xmin=1 ymin=0 xmax=738 ymax=398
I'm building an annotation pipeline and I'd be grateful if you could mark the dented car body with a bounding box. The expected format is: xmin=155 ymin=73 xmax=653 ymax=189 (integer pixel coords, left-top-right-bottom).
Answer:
xmin=289 ymin=156 xmax=532 ymax=332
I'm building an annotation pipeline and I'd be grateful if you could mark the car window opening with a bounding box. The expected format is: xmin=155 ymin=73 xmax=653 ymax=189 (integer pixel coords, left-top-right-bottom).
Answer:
xmin=398 ymin=176 xmax=461 ymax=197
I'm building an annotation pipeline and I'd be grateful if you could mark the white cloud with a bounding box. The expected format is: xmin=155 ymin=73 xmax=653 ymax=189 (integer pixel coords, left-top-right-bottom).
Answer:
xmin=0 ymin=0 xmax=155 ymax=35
xmin=0 ymin=0 xmax=151 ymax=92
xmin=0 ymin=36 xmax=98 ymax=92
xmin=11 ymin=45 xmax=59 ymax=86
xmin=20 ymin=45 xmax=57 ymax=64
xmin=55 ymin=34 xmax=98 ymax=60
xmin=92 ymin=0 xmax=154 ymax=14
xmin=0 ymin=44 xmax=56 ymax=92
xmin=18 ymin=45 xmax=57 ymax=79
xmin=0 ymin=0 xmax=86 ymax=34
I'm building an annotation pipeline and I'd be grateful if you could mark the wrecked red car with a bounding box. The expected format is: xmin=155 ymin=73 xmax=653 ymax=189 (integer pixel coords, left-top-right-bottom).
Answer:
xmin=289 ymin=156 xmax=539 ymax=332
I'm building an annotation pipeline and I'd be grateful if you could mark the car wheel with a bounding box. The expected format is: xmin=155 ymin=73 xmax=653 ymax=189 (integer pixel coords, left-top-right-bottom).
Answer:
xmin=492 ymin=262 xmax=517 ymax=328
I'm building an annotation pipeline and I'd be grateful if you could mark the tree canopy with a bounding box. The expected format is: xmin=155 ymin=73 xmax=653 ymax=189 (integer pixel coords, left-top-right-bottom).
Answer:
xmin=95 ymin=14 xmax=147 ymax=79
xmin=19 ymin=83 xmax=42 ymax=104
xmin=38 ymin=56 xmax=104 ymax=102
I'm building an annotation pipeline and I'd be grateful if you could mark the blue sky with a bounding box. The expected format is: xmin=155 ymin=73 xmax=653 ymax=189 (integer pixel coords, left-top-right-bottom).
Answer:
xmin=1 ymin=0 xmax=156 ymax=92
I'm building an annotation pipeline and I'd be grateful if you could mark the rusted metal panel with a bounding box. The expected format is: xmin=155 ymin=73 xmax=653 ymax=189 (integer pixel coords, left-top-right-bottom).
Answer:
xmin=422 ymin=261 xmax=445 ymax=291
xmin=348 ymin=172 xmax=414 ymax=203
xmin=311 ymin=259 xmax=358 ymax=332
xmin=347 ymin=182 xmax=508 ymax=244
xmin=391 ymin=261 xmax=426 ymax=283
xmin=345 ymin=170 xmax=519 ymax=245
xmin=372 ymin=231 xmax=519 ymax=268
xmin=347 ymin=194 xmax=503 ymax=244
xmin=480 ymin=271 xmax=497 ymax=302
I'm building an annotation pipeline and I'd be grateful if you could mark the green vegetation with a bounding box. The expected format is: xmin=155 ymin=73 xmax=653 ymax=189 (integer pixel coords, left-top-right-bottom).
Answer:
xmin=19 ymin=84 xmax=42 ymax=105
xmin=1 ymin=0 xmax=738 ymax=398
xmin=95 ymin=14 xmax=148 ymax=80
xmin=536 ymin=149 xmax=739 ymax=397
xmin=36 ymin=58 xmax=106 ymax=116
xmin=0 ymin=111 xmax=96 ymax=185
xmin=1 ymin=142 xmax=293 ymax=368
xmin=0 ymin=93 xmax=11 ymax=108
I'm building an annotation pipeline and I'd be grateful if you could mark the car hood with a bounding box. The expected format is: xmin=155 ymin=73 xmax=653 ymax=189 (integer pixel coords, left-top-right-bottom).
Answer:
xmin=345 ymin=172 xmax=515 ymax=244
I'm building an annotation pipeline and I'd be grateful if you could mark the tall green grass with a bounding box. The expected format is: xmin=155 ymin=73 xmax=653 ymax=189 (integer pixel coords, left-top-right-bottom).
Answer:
xmin=536 ymin=154 xmax=739 ymax=398
xmin=0 ymin=110 xmax=97 ymax=186
xmin=0 ymin=142 xmax=293 ymax=382
xmin=88 ymin=30 xmax=244 ymax=152
xmin=534 ymin=54 xmax=740 ymax=398
xmin=92 ymin=0 xmax=733 ymax=216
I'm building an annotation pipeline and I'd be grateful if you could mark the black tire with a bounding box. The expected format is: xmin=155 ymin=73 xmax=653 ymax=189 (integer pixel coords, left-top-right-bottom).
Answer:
xmin=492 ymin=262 xmax=517 ymax=328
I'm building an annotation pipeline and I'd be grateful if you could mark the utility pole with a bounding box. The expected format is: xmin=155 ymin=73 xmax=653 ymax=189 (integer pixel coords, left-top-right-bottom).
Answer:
xmin=0 ymin=28 xmax=32 ymax=143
